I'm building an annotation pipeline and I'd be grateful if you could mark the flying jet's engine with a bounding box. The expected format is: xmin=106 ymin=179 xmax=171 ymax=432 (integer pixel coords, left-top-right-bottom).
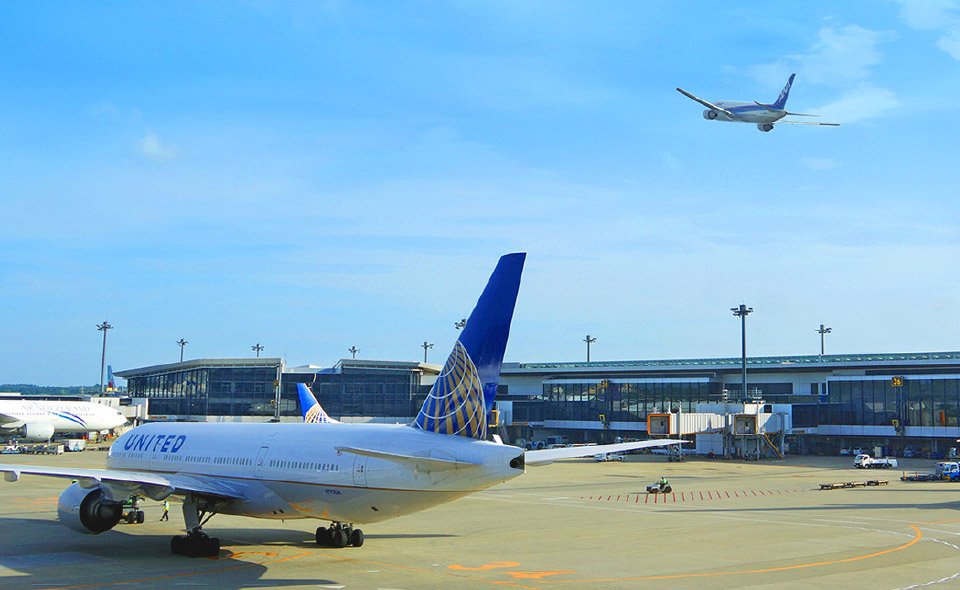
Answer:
xmin=757 ymin=123 xmax=774 ymax=132
xmin=20 ymin=422 xmax=55 ymax=441
xmin=57 ymin=482 xmax=123 ymax=534
xmin=703 ymin=110 xmax=719 ymax=120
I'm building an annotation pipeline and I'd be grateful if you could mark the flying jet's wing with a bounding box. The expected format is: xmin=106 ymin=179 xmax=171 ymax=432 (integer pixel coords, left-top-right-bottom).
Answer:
xmin=525 ymin=439 xmax=687 ymax=466
xmin=677 ymin=88 xmax=738 ymax=118
xmin=0 ymin=464 xmax=250 ymax=501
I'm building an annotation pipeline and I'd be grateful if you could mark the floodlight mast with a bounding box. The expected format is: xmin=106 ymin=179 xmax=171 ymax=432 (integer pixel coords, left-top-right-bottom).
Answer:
xmin=731 ymin=305 xmax=753 ymax=399
xmin=97 ymin=321 xmax=113 ymax=394
xmin=817 ymin=324 xmax=832 ymax=361
xmin=421 ymin=341 xmax=434 ymax=363
xmin=583 ymin=335 xmax=597 ymax=362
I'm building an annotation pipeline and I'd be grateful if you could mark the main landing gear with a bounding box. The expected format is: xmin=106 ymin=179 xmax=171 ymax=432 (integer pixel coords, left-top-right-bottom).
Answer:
xmin=170 ymin=494 xmax=222 ymax=558
xmin=316 ymin=522 xmax=363 ymax=548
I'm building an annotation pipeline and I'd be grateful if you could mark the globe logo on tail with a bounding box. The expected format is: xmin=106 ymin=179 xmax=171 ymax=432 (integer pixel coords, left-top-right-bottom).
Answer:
xmin=413 ymin=340 xmax=486 ymax=439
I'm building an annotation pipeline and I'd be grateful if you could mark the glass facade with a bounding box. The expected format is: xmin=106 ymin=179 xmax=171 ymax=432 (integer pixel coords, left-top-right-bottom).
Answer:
xmin=127 ymin=363 xmax=291 ymax=417
xmin=514 ymin=379 xmax=720 ymax=425
xmin=281 ymin=367 xmax=425 ymax=419
xmin=822 ymin=376 xmax=960 ymax=428
xmin=123 ymin=359 xmax=427 ymax=420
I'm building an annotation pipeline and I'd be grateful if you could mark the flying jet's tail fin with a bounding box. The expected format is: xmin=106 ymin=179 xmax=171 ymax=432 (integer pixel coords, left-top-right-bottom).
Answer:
xmin=298 ymin=383 xmax=339 ymax=423
xmin=411 ymin=253 xmax=525 ymax=439
xmin=772 ymin=73 xmax=796 ymax=109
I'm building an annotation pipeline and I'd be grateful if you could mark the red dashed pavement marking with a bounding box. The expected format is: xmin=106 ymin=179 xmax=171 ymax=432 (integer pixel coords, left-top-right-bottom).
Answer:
xmin=581 ymin=489 xmax=811 ymax=505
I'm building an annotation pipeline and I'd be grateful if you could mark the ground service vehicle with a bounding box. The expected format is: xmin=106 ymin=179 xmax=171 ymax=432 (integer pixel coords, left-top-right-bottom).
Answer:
xmin=854 ymin=454 xmax=898 ymax=469
xmin=647 ymin=480 xmax=672 ymax=494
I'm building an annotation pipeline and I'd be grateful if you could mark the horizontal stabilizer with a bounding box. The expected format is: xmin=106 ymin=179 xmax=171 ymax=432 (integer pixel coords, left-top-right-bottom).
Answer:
xmin=775 ymin=121 xmax=841 ymax=126
xmin=525 ymin=439 xmax=687 ymax=466
xmin=335 ymin=446 xmax=481 ymax=472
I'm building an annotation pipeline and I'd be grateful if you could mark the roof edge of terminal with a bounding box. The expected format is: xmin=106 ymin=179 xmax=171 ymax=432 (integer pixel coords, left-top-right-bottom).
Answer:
xmin=504 ymin=351 xmax=960 ymax=372
xmin=114 ymin=357 xmax=283 ymax=378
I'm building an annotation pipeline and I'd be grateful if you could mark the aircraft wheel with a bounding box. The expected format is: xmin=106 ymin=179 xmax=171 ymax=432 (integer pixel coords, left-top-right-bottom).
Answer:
xmin=171 ymin=535 xmax=187 ymax=555
xmin=315 ymin=526 xmax=331 ymax=546
xmin=202 ymin=536 xmax=221 ymax=557
xmin=331 ymin=529 xmax=348 ymax=548
xmin=349 ymin=528 xmax=364 ymax=547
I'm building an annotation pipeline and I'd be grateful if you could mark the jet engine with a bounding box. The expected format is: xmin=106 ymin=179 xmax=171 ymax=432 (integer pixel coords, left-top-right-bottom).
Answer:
xmin=703 ymin=110 xmax=719 ymax=120
xmin=57 ymin=482 xmax=123 ymax=534
xmin=757 ymin=123 xmax=774 ymax=132
xmin=20 ymin=422 xmax=55 ymax=441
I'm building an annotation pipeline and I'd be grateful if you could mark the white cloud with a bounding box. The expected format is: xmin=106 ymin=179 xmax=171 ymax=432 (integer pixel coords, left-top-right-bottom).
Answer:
xmin=801 ymin=158 xmax=841 ymax=171
xmin=813 ymin=83 xmax=899 ymax=123
xmin=137 ymin=132 xmax=180 ymax=162
xmin=892 ymin=0 xmax=960 ymax=60
xmin=754 ymin=24 xmax=897 ymax=124
xmin=791 ymin=25 xmax=896 ymax=86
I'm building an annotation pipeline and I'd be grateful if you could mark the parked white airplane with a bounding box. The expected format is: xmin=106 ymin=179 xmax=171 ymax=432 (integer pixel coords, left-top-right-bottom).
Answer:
xmin=0 ymin=399 xmax=127 ymax=441
xmin=0 ymin=253 xmax=683 ymax=557
xmin=677 ymin=73 xmax=840 ymax=132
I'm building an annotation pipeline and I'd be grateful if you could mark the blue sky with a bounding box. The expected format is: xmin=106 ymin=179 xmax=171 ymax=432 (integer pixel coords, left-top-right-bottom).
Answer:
xmin=2 ymin=1 xmax=958 ymax=385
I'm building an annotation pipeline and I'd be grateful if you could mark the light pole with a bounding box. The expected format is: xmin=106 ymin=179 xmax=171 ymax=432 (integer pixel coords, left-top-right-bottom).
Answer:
xmin=731 ymin=305 xmax=753 ymax=398
xmin=454 ymin=318 xmax=467 ymax=330
xmin=96 ymin=321 xmax=113 ymax=394
xmin=583 ymin=335 xmax=597 ymax=362
xmin=252 ymin=343 xmax=264 ymax=358
xmin=421 ymin=341 xmax=434 ymax=363
xmin=176 ymin=338 xmax=188 ymax=362
xmin=817 ymin=324 xmax=832 ymax=361
xmin=348 ymin=346 xmax=360 ymax=359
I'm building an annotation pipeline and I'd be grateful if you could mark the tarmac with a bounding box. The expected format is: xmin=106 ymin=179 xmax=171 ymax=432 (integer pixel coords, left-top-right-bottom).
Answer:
xmin=1 ymin=450 xmax=960 ymax=589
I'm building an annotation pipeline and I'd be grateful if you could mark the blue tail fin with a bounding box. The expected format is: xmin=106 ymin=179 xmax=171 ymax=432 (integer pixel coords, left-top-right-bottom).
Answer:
xmin=298 ymin=383 xmax=339 ymax=423
xmin=772 ymin=73 xmax=796 ymax=109
xmin=412 ymin=253 xmax=526 ymax=439
xmin=106 ymin=365 xmax=115 ymax=391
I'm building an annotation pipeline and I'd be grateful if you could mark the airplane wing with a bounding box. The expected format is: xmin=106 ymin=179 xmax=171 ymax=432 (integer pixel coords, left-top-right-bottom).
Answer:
xmin=0 ymin=412 xmax=22 ymax=427
xmin=775 ymin=120 xmax=841 ymax=126
xmin=335 ymin=446 xmax=481 ymax=472
xmin=525 ymin=439 xmax=687 ymax=467
xmin=677 ymin=88 xmax=738 ymax=118
xmin=0 ymin=464 xmax=250 ymax=501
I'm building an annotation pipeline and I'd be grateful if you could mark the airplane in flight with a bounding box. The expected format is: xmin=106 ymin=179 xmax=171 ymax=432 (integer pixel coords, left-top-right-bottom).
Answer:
xmin=677 ymin=73 xmax=840 ymax=132
xmin=0 ymin=398 xmax=127 ymax=441
xmin=0 ymin=253 xmax=684 ymax=557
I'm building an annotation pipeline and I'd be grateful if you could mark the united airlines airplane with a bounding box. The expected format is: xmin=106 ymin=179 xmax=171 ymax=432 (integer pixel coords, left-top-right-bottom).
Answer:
xmin=0 ymin=399 xmax=127 ymax=441
xmin=0 ymin=254 xmax=682 ymax=558
xmin=677 ymin=73 xmax=840 ymax=132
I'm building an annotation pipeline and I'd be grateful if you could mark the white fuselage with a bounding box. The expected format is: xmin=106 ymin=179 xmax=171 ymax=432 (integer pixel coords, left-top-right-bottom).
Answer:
xmin=107 ymin=422 xmax=525 ymax=524
xmin=0 ymin=400 xmax=126 ymax=433
xmin=705 ymin=100 xmax=786 ymax=124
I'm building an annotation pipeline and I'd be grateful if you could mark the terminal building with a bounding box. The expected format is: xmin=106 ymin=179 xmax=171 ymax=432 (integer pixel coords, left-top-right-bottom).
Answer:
xmin=114 ymin=351 xmax=960 ymax=457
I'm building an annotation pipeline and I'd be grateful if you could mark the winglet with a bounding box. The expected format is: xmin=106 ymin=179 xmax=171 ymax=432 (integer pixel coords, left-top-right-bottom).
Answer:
xmin=412 ymin=253 xmax=525 ymax=439
xmin=298 ymin=383 xmax=339 ymax=423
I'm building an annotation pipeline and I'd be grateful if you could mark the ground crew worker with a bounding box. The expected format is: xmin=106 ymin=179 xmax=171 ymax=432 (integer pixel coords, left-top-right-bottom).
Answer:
xmin=160 ymin=499 xmax=169 ymax=521
xmin=659 ymin=475 xmax=668 ymax=490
